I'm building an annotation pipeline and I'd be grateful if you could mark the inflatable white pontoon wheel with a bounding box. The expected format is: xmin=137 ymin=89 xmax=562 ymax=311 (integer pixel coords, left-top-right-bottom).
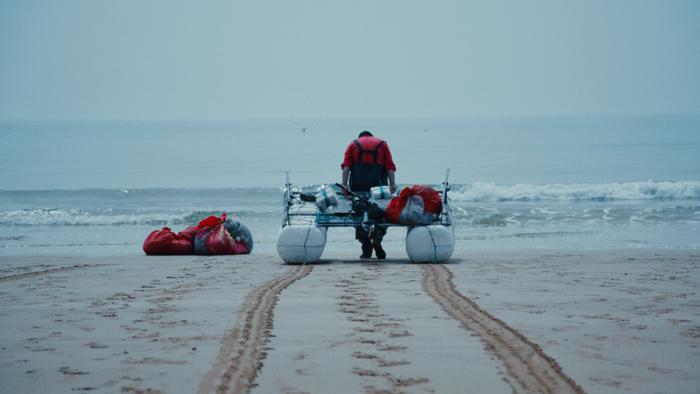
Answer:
xmin=276 ymin=225 xmax=327 ymax=263
xmin=405 ymin=225 xmax=455 ymax=263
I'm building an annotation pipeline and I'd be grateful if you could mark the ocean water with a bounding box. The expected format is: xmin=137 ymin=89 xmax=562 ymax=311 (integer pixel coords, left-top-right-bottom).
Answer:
xmin=1 ymin=115 xmax=699 ymax=256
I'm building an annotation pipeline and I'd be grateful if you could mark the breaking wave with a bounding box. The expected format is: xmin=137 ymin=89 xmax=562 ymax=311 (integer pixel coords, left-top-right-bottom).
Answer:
xmin=0 ymin=208 xmax=277 ymax=227
xmin=450 ymin=181 xmax=700 ymax=202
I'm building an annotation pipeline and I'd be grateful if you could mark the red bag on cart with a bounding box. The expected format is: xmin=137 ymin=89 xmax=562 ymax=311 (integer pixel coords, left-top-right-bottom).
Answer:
xmin=386 ymin=185 xmax=442 ymax=225
xmin=143 ymin=227 xmax=193 ymax=255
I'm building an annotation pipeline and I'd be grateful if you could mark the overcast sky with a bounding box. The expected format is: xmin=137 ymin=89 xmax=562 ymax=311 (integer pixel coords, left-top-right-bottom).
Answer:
xmin=1 ymin=0 xmax=699 ymax=119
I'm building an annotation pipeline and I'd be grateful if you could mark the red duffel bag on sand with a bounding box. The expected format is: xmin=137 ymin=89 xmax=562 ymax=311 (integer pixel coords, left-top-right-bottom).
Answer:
xmin=143 ymin=227 xmax=193 ymax=255
xmin=386 ymin=185 xmax=443 ymax=224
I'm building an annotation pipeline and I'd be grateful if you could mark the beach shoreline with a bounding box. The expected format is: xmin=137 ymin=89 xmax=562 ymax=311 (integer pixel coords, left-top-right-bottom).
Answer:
xmin=1 ymin=249 xmax=698 ymax=393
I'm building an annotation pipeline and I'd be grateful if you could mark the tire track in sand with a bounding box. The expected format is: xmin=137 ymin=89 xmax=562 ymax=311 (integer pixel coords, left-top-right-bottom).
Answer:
xmin=422 ymin=264 xmax=585 ymax=394
xmin=0 ymin=264 xmax=95 ymax=282
xmin=198 ymin=265 xmax=313 ymax=394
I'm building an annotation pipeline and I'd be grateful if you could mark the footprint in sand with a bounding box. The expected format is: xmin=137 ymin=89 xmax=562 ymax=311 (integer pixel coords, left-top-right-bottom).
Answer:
xmin=336 ymin=266 xmax=431 ymax=393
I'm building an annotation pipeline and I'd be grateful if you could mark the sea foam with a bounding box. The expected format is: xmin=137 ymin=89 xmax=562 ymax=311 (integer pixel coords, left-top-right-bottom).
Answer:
xmin=450 ymin=181 xmax=700 ymax=202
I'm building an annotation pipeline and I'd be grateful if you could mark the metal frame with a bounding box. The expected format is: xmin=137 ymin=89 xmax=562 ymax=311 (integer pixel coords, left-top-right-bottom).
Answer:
xmin=281 ymin=170 xmax=453 ymax=229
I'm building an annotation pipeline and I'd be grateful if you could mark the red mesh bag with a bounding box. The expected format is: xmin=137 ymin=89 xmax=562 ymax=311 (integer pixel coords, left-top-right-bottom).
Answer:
xmin=233 ymin=242 xmax=249 ymax=254
xmin=205 ymin=222 xmax=237 ymax=254
xmin=196 ymin=213 xmax=239 ymax=255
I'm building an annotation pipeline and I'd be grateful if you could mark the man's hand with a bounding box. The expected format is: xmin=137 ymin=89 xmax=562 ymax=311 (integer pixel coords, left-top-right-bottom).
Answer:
xmin=341 ymin=183 xmax=350 ymax=197
xmin=389 ymin=185 xmax=397 ymax=194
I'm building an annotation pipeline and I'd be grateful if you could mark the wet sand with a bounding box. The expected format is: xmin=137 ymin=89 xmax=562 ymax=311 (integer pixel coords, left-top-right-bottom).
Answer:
xmin=0 ymin=249 xmax=698 ymax=393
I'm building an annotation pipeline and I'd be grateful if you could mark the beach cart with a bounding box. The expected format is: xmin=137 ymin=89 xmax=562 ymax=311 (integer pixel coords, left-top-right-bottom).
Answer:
xmin=276 ymin=170 xmax=455 ymax=263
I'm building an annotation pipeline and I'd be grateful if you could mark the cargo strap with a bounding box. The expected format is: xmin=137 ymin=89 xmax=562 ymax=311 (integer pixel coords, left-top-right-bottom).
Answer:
xmin=354 ymin=139 xmax=385 ymax=164
xmin=426 ymin=226 xmax=438 ymax=262
xmin=302 ymin=225 xmax=312 ymax=264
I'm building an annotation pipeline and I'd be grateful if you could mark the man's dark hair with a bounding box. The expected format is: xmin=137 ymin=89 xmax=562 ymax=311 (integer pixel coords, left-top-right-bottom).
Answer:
xmin=358 ymin=131 xmax=373 ymax=138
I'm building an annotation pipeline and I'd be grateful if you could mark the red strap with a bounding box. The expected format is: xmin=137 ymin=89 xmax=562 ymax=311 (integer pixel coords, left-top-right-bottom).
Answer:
xmin=354 ymin=139 xmax=385 ymax=164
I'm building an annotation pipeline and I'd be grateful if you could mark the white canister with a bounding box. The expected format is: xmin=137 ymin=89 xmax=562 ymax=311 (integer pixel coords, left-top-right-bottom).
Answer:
xmin=405 ymin=225 xmax=455 ymax=263
xmin=370 ymin=185 xmax=393 ymax=200
xmin=277 ymin=225 xmax=327 ymax=263
xmin=315 ymin=186 xmax=339 ymax=211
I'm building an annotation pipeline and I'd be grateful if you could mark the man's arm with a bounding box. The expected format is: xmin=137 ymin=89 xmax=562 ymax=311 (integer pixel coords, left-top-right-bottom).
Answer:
xmin=387 ymin=170 xmax=396 ymax=193
xmin=341 ymin=141 xmax=354 ymax=191
xmin=381 ymin=143 xmax=397 ymax=193
xmin=342 ymin=166 xmax=351 ymax=188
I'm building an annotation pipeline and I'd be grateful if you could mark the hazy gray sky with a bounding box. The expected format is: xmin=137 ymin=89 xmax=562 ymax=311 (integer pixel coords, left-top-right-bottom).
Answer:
xmin=1 ymin=0 xmax=699 ymax=119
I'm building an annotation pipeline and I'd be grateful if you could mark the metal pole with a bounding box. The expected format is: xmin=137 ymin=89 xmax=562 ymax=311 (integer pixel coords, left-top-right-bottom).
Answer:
xmin=283 ymin=171 xmax=291 ymax=227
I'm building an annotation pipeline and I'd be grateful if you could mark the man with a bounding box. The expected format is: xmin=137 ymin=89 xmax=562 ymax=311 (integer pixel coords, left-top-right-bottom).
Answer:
xmin=341 ymin=131 xmax=397 ymax=259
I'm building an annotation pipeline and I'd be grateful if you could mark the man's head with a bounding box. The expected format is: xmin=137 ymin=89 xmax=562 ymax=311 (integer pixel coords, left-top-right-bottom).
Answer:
xmin=358 ymin=131 xmax=373 ymax=138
